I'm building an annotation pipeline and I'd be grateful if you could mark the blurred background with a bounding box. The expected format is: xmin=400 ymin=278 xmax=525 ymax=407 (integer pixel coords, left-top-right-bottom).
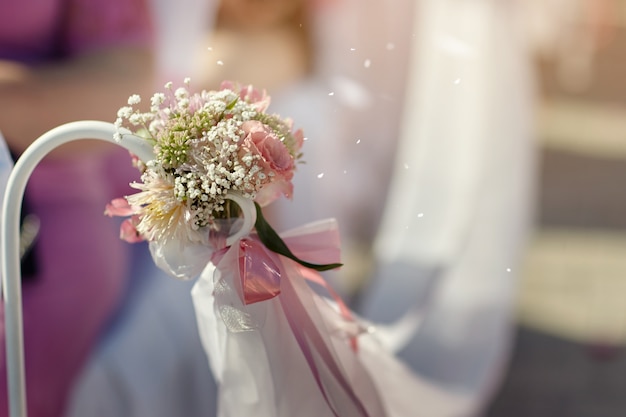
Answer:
xmin=487 ymin=3 xmax=626 ymax=416
xmin=56 ymin=0 xmax=626 ymax=416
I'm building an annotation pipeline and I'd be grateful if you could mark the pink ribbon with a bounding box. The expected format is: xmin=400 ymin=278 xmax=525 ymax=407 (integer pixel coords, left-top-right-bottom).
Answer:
xmin=235 ymin=233 xmax=359 ymax=348
xmin=210 ymin=220 xmax=384 ymax=417
xmin=231 ymin=220 xmax=344 ymax=306
xmin=233 ymin=224 xmax=358 ymax=345
xmin=238 ymin=238 xmax=282 ymax=304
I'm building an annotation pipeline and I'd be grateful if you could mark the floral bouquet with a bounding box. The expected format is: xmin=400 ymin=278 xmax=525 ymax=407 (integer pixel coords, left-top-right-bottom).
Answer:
xmin=105 ymin=80 xmax=451 ymax=417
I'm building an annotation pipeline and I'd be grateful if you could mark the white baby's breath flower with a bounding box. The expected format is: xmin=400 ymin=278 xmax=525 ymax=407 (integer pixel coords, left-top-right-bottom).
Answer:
xmin=117 ymin=106 xmax=133 ymax=119
xmin=110 ymin=79 xmax=304 ymax=245
xmin=151 ymin=92 xmax=166 ymax=108
xmin=127 ymin=94 xmax=141 ymax=105
xmin=177 ymin=98 xmax=190 ymax=109
xmin=175 ymin=87 xmax=188 ymax=100
xmin=128 ymin=113 xmax=143 ymax=125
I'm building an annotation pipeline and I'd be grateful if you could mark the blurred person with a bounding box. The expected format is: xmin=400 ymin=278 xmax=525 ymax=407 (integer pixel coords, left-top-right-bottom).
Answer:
xmin=191 ymin=0 xmax=314 ymax=93
xmin=0 ymin=1 xmax=154 ymax=416
xmin=524 ymin=0 xmax=618 ymax=93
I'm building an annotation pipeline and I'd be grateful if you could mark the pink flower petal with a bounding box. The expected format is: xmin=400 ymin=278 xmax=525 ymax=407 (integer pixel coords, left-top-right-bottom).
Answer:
xmin=104 ymin=198 xmax=135 ymax=217
xmin=120 ymin=217 xmax=144 ymax=243
xmin=255 ymin=180 xmax=294 ymax=207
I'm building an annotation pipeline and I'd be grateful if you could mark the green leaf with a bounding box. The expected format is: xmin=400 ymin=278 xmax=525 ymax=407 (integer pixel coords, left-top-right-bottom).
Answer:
xmin=225 ymin=97 xmax=239 ymax=110
xmin=254 ymin=203 xmax=343 ymax=272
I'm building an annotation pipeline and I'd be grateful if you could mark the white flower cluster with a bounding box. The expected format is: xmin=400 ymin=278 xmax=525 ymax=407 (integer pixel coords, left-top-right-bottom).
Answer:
xmin=113 ymin=80 xmax=302 ymax=244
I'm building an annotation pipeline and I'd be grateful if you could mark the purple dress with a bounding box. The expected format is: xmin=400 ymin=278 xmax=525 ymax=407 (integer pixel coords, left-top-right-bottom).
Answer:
xmin=0 ymin=1 xmax=152 ymax=416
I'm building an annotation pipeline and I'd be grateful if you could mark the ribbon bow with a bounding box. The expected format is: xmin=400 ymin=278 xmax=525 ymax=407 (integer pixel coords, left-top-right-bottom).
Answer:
xmin=207 ymin=216 xmax=381 ymax=417
xmin=212 ymin=214 xmax=349 ymax=314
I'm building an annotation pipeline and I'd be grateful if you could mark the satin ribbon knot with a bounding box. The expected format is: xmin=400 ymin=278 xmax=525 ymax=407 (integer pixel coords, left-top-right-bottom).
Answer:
xmin=238 ymin=238 xmax=282 ymax=305
xmin=216 ymin=219 xmax=344 ymax=308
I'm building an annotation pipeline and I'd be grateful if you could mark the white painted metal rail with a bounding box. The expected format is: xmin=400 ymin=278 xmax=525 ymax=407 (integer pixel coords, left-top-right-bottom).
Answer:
xmin=0 ymin=121 xmax=152 ymax=417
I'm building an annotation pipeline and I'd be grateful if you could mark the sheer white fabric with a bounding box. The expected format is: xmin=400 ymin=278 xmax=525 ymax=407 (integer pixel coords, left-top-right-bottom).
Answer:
xmin=64 ymin=243 xmax=218 ymax=417
xmin=359 ymin=1 xmax=536 ymax=415
xmin=192 ymin=254 xmax=473 ymax=417
xmin=274 ymin=0 xmax=537 ymax=415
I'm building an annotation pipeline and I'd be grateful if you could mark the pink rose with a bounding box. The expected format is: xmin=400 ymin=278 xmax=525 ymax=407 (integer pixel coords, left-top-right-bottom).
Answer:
xmin=240 ymin=120 xmax=296 ymax=205
xmin=254 ymin=180 xmax=294 ymax=207
xmin=241 ymin=121 xmax=294 ymax=177
xmin=104 ymin=197 xmax=135 ymax=217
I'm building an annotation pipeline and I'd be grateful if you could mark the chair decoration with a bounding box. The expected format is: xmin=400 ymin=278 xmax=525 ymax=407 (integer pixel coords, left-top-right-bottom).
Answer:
xmin=2 ymin=80 xmax=471 ymax=417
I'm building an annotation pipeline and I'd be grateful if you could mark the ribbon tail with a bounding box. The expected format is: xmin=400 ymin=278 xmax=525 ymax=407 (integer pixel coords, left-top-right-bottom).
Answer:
xmin=278 ymin=261 xmax=386 ymax=417
xmin=192 ymin=249 xmax=278 ymax=417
